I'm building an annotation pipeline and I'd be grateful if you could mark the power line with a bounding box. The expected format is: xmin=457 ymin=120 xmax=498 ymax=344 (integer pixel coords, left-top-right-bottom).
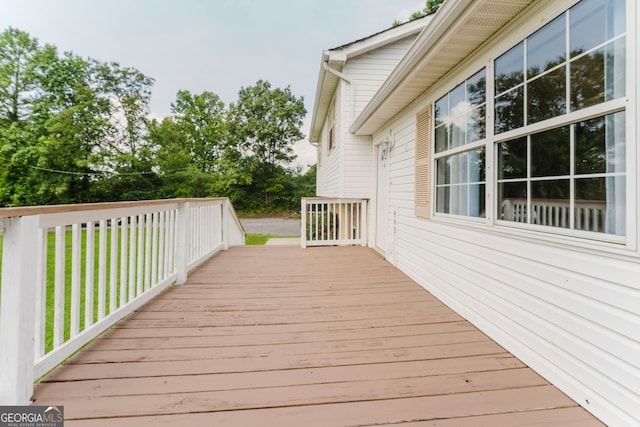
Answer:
xmin=28 ymin=165 xmax=188 ymax=177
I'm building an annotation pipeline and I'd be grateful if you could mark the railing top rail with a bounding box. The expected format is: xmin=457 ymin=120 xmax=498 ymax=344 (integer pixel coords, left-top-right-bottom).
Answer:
xmin=302 ymin=197 xmax=369 ymax=202
xmin=0 ymin=197 xmax=232 ymax=219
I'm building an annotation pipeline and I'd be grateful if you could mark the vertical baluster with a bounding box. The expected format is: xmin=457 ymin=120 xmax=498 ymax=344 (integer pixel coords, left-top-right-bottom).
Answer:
xmin=315 ymin=203 xmax=320 ymax=242
xmin=151 ymin=212 xmax=159 ymax=287
xmin=167 ymin=210 xmax=175 ymax=275
xmin=136 ymin=214 xmax=145 ymax=296
xmin=158 ymin=211 xmax=166 ymax=282
xmin=53 ymin=226 xmax=65 ymax=348
xmin=85 ymin=221 xmax=95 ymax=327
xmin=128 ymin=215 xmax=137 ymax=300
xmin=109 ymin=218 xmax=118 ymax=313
xmin=98 ymin=220 xmax=107 ymax=320
xmin=34 ymin=228 xmax=47 ymax=359
xmin=350 ymin=202 xmax=354 ymax=240
xmin=70 ymin=224 xmax=81 ymax=337
xmin=120 ymin=216 xmax=128 ymax=306
xmin=144 ymin=213 xmax=152 ymax=291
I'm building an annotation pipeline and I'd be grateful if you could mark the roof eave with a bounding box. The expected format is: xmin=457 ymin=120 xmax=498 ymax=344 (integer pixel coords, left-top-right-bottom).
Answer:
xmin=351 ymin=0 xmax=535 ymax=136
xmin=309 ymin=17 xmax=429 ymax=143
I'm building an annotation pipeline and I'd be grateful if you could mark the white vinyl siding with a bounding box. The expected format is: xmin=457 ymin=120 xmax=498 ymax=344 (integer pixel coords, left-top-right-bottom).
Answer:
xmin=318 ymin=34 xmax=418 ymax=198
xmin=345 ymin=36 xmax=417 ymax=118
xmin=368 ymin=1 xmax=639 ymax=426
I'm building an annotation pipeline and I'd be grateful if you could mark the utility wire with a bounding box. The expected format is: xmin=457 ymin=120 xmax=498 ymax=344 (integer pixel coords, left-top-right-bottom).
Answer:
xmin=28 ymin=165 xmax=188 ymax=176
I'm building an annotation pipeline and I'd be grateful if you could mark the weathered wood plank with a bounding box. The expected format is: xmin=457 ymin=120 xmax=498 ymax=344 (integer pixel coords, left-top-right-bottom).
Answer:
xmin=41 ymin=368 xmax=549 ymax=419
xmin=33 ymin=246 xmax=601 ymax=426
xmin=61 ymin=386 xmax=597 ymax=426
xmin=34 ymin=354 xmax=524 ymax=399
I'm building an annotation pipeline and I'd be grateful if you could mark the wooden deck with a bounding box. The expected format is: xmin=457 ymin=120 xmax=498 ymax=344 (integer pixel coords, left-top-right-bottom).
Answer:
xmin=33 ymin=246 xmax=603 ymax=426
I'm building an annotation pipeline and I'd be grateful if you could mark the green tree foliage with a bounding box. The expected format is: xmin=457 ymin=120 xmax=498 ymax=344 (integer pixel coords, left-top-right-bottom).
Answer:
xmin=226 ymin=80 xmax=306 ymax=212
xmin=393 ymin=0 xmax=445 ymax=26
xmin=170 ymin=90 xmax=226 ymax=173
xmin=0 ymin=28 xmax=315 ymax=211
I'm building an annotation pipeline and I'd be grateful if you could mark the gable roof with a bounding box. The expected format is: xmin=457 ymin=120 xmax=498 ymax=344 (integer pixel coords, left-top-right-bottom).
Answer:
xmin=350 ymin=0 xmax=535 ymax=136
xmin=309 ymin=17 xmax=429 ymax=143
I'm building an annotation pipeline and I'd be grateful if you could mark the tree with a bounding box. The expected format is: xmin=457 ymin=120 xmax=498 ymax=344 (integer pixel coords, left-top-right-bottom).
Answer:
xmin=226 ymin=80 xmax=306 ymax=212
xmin=393 ymin=0 xmax=446 ymax=26
xmin=0 ymin=27 xmax=39 ymax=124
xmin=148 ymin=116 xmax=215 ymax=198
xmin=170 ymin=90 xmax=226 ymax=173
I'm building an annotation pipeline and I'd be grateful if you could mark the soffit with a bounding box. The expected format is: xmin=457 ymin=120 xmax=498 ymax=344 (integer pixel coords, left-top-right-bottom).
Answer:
xmin=352 ymin=0 xmax=535 ymax=136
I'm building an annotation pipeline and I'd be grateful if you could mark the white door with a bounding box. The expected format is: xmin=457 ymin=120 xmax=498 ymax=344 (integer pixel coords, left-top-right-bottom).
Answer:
xmin=375 ymin=143 xmax=389 ymax=254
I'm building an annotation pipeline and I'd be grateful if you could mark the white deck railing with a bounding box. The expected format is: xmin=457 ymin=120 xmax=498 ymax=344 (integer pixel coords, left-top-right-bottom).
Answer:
xmin=0 ymin=198 xmax=244 ymax=405
xmin=501 ymin=198 xmax=606 ymax=232
xmin=301 ymin=198 xmax=367 ymax=247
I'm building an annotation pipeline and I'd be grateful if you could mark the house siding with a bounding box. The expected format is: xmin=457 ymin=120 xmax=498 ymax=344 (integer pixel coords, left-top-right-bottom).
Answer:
xmin=317 ymin=35 xmax=419 ymax=199
xmin=344 ymin=36 xmax=417 ymax=119
xmin=365 ymin=1 xmax=640 ymax=425
xmin=376 ymin=104 xmax=640 ymax=427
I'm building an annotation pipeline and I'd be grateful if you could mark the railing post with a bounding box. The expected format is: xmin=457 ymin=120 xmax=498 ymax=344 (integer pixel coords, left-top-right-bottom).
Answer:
xmin=300 ymin=198 xmax=307 ymax=248
xmin=175 ymin=202 xmax=190 ymax=285
xmin=0 ymin=215 xmax=40 ymax=404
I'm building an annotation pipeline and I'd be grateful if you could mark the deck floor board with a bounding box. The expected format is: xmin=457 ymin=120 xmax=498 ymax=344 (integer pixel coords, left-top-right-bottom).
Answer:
xmin=33 ymin=246 xmax=603 ymax=426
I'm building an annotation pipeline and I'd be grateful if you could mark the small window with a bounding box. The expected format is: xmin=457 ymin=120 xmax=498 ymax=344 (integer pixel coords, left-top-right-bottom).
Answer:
xmin=328 ymin=99 xmax=336 ymax=151
xmin=433 ymin=68 xmax=487 ymax=219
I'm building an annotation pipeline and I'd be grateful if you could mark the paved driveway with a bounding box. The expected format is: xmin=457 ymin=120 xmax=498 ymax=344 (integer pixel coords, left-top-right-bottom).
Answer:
xmin=239 ymin=217 xmax=301 ymax=236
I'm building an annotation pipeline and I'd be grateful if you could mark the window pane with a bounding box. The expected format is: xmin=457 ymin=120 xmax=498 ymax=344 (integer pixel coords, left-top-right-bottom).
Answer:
xmin=449 ymin=185 xmax=469 ymax=216
xmin=467 ymin=68 xmax=486 ymax=106
xmin=575 ymin=176 xmax=624 ymax=235
xmin=436 ymin=149 xmax=485 ymax=218
xmin=571 ymin=38 xmax=625 ymax=111
xmin=531 ymin=126 xmax=570 ymax=177
xmin=531 ymin=179 xmax=571 ymax=228
xmin=498 ymin=137 xmax=527 ymax=180
xmin=527 ymin=14 xmax=566 ymax=78
xmin=469 ymin=184 xmax=486 ymax=218
xmin=449 ymin=83 xmax=466 ymax=118
xmin=570 ymin=0 xmax=626 ymax=57
xmin=495 ymin=41 xmax=524 ymax=94
xmin=495 ymin=86 xmax=524 ymax=134
xmin=467 ymin=106 xmax=486 ymax=143
xmin=527 ymin=67 xmax=566 ymax=124
xmin=451 ymin=114 xmax=466 ymax=148
xmin=435 ymin=95 xmax=448 ymax=126
xmin=469 ymin=147 xmax=486 ymax=182
xmin=575 ymin=177 xmax=606 ymax=232
xmin=436 ymin=157 xmax=450 ymax=185
xmin=575 ymin=112 xmax=625 ymax=174
xmin=436 ymin=186 xmax=450 ymax=214
xmin=498 ymin=181 xmax=527 ymax=223
xmin=450 ymin=152 xmax=468 ymax=184
xmin=435 ymin=124 xmax=449 ymax=153
xmin=605 ymin=37 xmax=626 ymax=101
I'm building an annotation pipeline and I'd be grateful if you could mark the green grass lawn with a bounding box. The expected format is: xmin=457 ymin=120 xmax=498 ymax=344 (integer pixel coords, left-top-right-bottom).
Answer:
xmin=0 ymin=231 xmax=286 ymax=354
xmin=245 ymin=234 xmax=273 ymax=245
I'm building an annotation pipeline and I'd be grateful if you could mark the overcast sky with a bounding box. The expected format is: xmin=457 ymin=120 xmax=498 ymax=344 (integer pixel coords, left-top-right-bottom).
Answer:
xmin=0 ymin=0 xmax=424 ymax=168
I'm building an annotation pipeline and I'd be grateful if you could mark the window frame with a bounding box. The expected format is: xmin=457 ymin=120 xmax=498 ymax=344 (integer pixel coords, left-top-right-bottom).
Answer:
xmin=424 ymin=0 xmax=632 ymax=247
xmin=432 ymin=68 xmax=489 ymax=220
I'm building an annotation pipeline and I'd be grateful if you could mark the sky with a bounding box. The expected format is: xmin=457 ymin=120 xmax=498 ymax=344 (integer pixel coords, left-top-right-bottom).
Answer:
xmin=0 ymin=0 xmax=424 ymax=169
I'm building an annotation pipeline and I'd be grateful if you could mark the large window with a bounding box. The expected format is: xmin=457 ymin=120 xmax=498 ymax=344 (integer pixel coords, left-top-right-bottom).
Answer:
xmin=434 ymin=68 xmax=487 ymax=217
xmin=496 ymin=0 xmax=626 ymax=237
xmin=430 ymin=0 xmax=627 ymax=240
